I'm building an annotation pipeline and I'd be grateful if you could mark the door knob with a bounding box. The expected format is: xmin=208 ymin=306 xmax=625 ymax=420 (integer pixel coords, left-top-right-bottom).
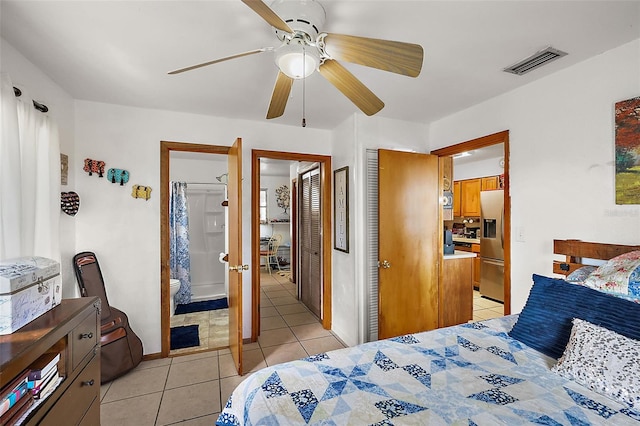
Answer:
xmin=378 ymin=260 xmax=391 ymax=269
xmin=229 ymin=264 xmax=249 ymax=272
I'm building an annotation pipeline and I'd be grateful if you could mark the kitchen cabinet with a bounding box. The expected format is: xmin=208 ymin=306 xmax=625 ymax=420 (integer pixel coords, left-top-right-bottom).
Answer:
xmin=454 ymin=242 xmax=481 ymax=288
xmin=481 ymin=176 xmax=499 ymax=191
xmin=0 ymin=298 xmax=100 ymax=425
xmin=460 ymin=178 xmax=481 ymax=217
xmin=472 ymin=243 xmax=481 ymax=288
xmin=454 ymin=176 xmax=504 ymax=217
xmin=440 ymin=255 xmax=474 ymax=327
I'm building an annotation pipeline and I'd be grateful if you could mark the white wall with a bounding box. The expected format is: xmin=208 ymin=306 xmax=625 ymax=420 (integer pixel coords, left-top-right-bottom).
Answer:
xmin=429 ymin=38 xmax=640 ymax=313
xmin=169 ymin=155 xmax=228 ymax=183
xmin=454 ymin=156 xmax=504 ymax=181
xmin=330 ymin=115 xmax=357 ymax=346
xmin=73 ymin=100 xmax=330 ymax=354
xmin=0 ymin=38 xmax=78 ymax=297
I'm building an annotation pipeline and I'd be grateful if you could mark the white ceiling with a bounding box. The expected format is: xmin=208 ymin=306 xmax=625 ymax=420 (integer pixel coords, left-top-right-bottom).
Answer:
xmin=2 ymin=1 xmax=639 ymax=130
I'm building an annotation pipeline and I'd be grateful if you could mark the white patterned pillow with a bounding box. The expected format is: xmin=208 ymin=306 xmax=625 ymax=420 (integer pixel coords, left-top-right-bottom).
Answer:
xmin=552 ymin=318 xmax=640 ymax=409
xmin=583 ymin=250 xmax=640 ymax=300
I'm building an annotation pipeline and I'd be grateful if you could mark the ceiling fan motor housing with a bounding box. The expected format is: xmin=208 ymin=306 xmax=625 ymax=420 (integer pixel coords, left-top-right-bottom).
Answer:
xmin=270 ymin=0 xmax=326 ymax=40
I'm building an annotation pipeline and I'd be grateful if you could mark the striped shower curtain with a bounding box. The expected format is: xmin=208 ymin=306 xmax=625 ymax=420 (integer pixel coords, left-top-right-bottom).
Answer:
xmin=169 ymin=181 xmax=192 ymax=305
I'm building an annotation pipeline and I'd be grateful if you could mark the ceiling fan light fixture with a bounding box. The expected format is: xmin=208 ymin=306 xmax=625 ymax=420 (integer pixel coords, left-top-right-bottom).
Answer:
xmin=275 ymin=41 xmax=319 ymax=79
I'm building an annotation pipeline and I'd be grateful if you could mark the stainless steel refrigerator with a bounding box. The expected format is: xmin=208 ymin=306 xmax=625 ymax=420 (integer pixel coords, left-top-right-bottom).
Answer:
xmin=480 ymin=190 xmax=504 ymax=302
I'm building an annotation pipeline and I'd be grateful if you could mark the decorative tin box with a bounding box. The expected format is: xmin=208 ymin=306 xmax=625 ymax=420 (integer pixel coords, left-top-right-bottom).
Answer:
xmin=0 ymin=257 xmax=61 ymax=335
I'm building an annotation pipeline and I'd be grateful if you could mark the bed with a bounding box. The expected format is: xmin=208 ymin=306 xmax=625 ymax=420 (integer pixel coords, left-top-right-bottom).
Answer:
xmin=217 ymin=240 xmax=640 ymax=425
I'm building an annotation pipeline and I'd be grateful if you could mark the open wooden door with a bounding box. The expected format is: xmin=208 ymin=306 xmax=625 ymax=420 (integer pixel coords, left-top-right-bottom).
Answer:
xmin=228 ymin=138 xmax=244 ymax=374
xmin=378 ymin=150 xmax=440 ymax=339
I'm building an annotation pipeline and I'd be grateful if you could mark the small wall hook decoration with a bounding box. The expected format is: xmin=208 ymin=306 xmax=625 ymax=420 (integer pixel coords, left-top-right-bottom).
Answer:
xmin=61 ymin=191 xmax=80 ymax=216
xmin=107 ymin=168 xmax=130 ymax=186
xmin=83 ymin=158 xmax=105 ymax=177
xmin=131 ymin=185 xmax=152 ymax=201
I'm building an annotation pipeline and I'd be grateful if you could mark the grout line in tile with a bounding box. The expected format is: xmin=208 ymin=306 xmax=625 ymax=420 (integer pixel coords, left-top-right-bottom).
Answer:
xmin=107 ymin=272 xmax=498 ymax=425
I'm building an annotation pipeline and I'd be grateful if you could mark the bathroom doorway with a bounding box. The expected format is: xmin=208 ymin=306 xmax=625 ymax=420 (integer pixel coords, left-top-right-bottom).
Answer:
xmin=160 ymin=142 xmax=233 ymax=357
xmin=168 ymin=179 xmax=230 ymax=356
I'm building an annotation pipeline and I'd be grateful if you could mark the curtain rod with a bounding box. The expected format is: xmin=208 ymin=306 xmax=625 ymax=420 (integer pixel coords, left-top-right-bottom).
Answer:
xmin=13 ymin=86 xmax=49 ymax=113
xmin=185 ymin=182 xmax=226 ymax=186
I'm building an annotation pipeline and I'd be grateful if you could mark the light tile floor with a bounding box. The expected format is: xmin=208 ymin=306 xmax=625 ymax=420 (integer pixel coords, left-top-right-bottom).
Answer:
xmin=473 ymin=289 xmax=505 ymax=321
xmin=100 ymin=277 xmax=503 ymax=425
xmin=100 ymin=271 xmax=344 ymax=425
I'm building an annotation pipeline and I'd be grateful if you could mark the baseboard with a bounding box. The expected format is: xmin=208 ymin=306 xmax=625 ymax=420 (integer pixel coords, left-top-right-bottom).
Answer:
xmin=142 ymin=352 xmax=163 ymax=361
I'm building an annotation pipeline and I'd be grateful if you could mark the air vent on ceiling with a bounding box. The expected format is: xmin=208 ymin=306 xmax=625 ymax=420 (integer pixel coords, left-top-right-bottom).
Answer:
xmin=503 ymin=47 xmax=568 ymax=75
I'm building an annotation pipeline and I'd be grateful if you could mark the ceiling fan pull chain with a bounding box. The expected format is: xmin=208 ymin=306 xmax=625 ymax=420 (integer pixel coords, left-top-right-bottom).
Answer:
xmin=302 ymin=48 xmax=307 ymax=127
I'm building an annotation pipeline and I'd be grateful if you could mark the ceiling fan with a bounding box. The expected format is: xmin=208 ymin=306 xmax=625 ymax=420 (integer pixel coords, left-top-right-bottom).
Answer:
xmin=168 ymin=0 xmax=424 ymax=122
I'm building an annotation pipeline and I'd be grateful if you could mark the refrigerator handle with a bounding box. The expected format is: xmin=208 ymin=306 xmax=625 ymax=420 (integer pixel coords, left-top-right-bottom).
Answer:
xmin=501 ymin=207 xmax=504 ymax=249
xmin=483 ymin=258 xmax=504 ymax=268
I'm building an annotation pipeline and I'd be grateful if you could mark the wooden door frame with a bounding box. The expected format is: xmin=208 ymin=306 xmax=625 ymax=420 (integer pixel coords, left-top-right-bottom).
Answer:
xmin=251 ymin=150 xmax=332 ymax=341
xmin=430 ymin=130 xmax=512 ymax=315
xmin=290 ymin=178 xmax=298 ymax=284
xmin=160 ymin=141 xmax=230 ymax=358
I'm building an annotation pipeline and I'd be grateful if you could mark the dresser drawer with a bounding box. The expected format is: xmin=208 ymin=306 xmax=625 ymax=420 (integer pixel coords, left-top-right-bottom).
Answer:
xmin=40 ymin=353 xmax=100 ymax=425
xmin=78 ymin=395 xmax=100 ymax=426
xmin=71 ymin=310 xmax=98 ymax=370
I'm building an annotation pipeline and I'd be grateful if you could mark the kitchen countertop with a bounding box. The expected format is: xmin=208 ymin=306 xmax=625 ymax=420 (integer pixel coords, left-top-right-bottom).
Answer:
xmin=443 ymin=251 xmax=477 ymax=259
xmin=452 ymin=236 xmax=481 ymax=244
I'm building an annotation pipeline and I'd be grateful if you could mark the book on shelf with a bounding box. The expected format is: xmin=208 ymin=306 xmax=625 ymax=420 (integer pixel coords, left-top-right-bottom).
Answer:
xmin=0 ymin=390 xmax=33 ymax=426
xmin=33 ymin=373 xmax=59 ymax=400
xmin=0 ymin=371 xmax=30 ymax=418
xmin=27 ymin=353 xmax=60 ymax=381
xmin=29 ymin=368 xmax=60 ymax=399
xmin=26 ymin=367 xmax=57 ymax=392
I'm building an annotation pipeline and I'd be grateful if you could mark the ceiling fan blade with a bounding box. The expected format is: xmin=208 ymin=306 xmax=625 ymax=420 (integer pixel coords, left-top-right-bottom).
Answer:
xmin=241 ymin=0 xmax=293 ymax=33
xmin=168 ymin=48 xmax=271 ymax=75
xmin=324 ymin=33 xmax=423 ymax=78
xmin=267 ymin=71 xmax=294 ymax=119
xmin=318 ymin=59 xmax=384 ymax=116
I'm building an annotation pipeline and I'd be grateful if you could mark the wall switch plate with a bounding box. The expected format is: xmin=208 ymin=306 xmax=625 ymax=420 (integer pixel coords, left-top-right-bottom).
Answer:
xmin=516 ymin=226 xmax=525 ymax=242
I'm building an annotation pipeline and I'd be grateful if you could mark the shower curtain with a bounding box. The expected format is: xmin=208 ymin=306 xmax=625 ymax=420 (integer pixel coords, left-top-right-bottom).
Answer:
xmin=170 ymin=181 xmax=192 ymax=305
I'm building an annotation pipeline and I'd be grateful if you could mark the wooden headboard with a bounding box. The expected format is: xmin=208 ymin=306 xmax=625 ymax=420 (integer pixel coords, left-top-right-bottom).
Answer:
xmin=553 ymin=239 xmax=640 ymax=276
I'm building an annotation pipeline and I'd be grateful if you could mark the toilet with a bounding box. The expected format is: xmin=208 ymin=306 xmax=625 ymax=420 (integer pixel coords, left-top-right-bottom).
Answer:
xmin=169 ymin=279 xmax=180 ymax=316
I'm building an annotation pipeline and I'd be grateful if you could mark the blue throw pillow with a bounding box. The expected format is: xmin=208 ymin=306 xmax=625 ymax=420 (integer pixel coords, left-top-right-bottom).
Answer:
xmin=508 ymin=274 xmax=640 ymax=359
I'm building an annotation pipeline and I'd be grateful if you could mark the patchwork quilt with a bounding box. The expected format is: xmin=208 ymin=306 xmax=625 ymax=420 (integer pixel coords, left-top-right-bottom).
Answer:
xmin=217 ymin=316 xmax=640 ymax=425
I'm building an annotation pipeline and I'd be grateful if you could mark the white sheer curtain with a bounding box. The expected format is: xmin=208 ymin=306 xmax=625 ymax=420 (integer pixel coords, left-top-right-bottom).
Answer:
xmin=0 ymin=73 xmax=60 ymax=261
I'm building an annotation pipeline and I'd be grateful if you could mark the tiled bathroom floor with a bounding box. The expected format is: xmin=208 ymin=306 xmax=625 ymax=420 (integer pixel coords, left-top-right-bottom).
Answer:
xmin=169 ymin=307 xmax=229 ymax=355
xmin=100 ymin=275 xmax=503 ymax=425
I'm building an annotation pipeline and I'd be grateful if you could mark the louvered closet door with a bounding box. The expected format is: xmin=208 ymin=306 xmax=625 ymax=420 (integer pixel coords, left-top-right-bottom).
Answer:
xmin=299 ymin=167 xmax=322 ymax=318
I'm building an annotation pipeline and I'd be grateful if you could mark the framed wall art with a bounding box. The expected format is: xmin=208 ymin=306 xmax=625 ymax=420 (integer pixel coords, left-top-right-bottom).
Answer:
xmin=333 ymin=166 xmax=349 ymax=253
xmin=615 ymin=96 xmax=640 ymax=204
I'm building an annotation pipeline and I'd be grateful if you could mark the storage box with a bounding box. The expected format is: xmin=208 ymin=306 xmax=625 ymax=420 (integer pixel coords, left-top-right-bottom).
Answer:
xmin=0 ymin=257 xmax=61 ymax=335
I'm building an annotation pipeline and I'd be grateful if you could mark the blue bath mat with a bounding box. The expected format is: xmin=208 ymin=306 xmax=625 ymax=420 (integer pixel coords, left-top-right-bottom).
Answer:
xmin=175 ymin=297 xmax=228 ymax=315
xmin=170 ymin=324 xmax=200 ymax=350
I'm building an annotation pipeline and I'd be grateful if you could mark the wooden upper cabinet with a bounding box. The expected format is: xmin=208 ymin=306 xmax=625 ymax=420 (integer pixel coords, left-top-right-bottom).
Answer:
xmin=461 ymin=178 xmax=481 ymax=217
xmin=481 ymin=176 xmax=499 ymax=191
xmin=454 ymin=176 xmax=499 ymax=217
xmin=452 ymin=181 xmax=461 ymax=217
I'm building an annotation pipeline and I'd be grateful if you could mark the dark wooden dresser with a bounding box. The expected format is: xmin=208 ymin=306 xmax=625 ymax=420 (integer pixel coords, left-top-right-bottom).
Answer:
xmin=0 ymin=297 xmax=101 ymax=425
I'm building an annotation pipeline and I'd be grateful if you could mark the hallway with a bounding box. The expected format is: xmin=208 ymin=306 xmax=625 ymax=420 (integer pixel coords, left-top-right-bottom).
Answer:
xmin=247 ymin=271 xmax=345 ymax=372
